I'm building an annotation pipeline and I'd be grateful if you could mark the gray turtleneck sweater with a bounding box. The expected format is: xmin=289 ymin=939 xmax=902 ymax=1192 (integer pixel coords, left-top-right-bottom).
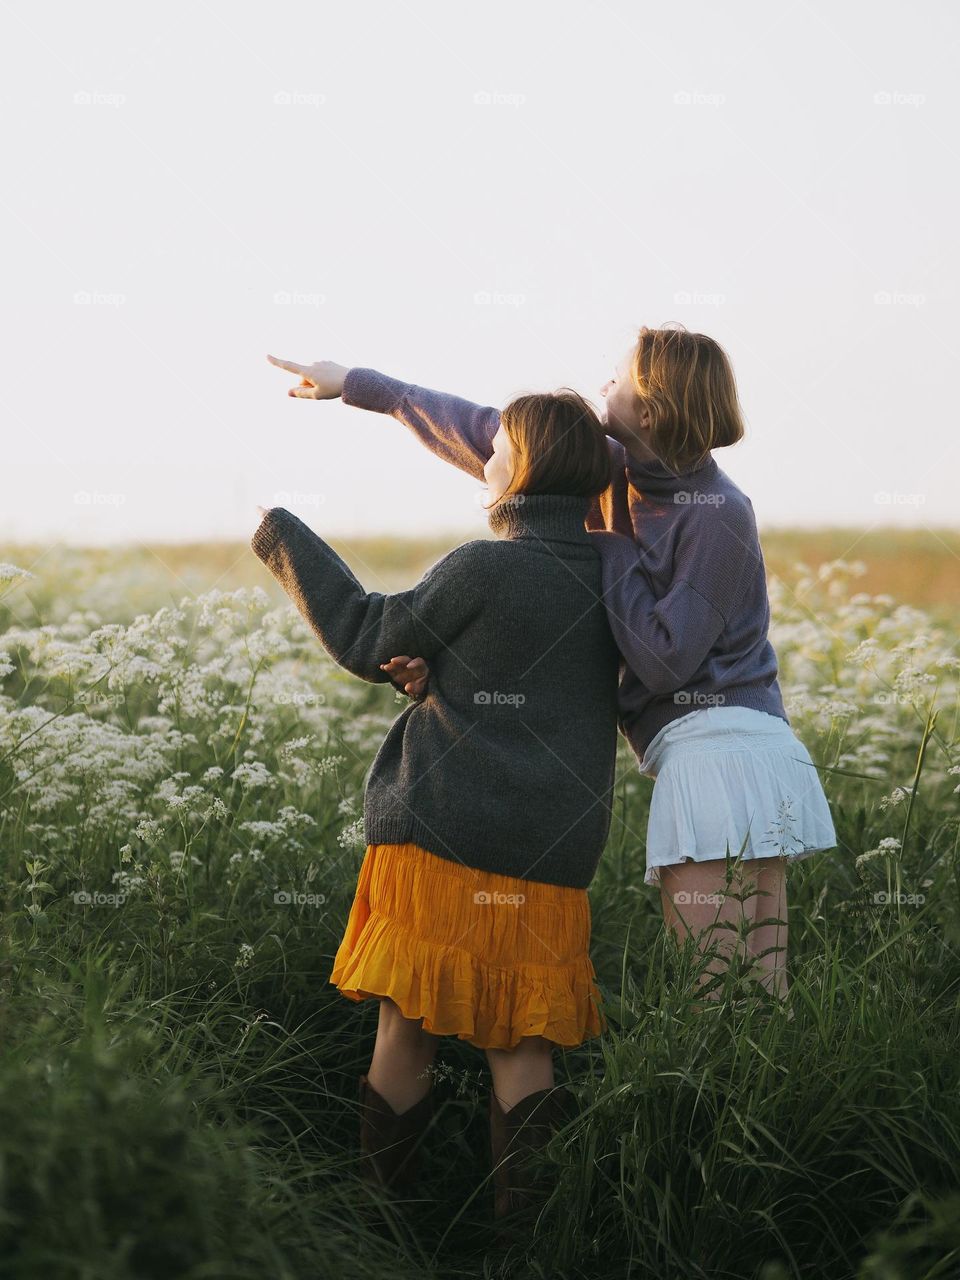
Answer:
xmin=251 ymin=494 xmax=621 ymax=889
xmin=341 ymin=367 xmax=788 ymax=756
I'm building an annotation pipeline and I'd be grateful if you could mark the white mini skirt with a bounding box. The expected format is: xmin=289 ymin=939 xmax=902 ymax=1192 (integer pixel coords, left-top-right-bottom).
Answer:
xmin=639 ymin=706 xmax=837 ymax=887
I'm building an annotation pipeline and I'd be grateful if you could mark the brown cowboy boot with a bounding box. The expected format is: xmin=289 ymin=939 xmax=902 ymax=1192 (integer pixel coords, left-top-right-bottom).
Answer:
xmin=489 ymin=1084 xmax=576 ymax=1241
xmin=357 ymin=1072 xmax=436 ymax=1195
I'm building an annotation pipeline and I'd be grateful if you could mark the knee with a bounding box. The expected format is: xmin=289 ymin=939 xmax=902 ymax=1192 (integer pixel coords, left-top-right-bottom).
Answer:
xmin=378 ymin=999 xmax=436 ymax=1048
xmin=486 ymin=1035 xmax=554 ymax=1063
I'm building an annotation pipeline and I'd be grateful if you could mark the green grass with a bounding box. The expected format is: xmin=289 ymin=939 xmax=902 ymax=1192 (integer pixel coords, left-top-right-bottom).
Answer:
xmin=0 ymin=536 xmax=958 ymax=1278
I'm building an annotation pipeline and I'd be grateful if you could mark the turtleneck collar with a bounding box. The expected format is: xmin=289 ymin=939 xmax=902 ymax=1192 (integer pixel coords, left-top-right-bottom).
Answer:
xmin=624 ymin=450 xmax=719 ymax=498
xmin=486 ymin=492 xmax=592 ymax=543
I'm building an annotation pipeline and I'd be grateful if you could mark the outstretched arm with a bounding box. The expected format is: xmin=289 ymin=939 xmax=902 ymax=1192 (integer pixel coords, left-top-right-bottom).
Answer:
xmin=266 ymin=354 xmax=626 ymax=487
xmin=266 ymin=354 xmax=497 ymax=482
xmin=342 ymin=368 xmax=498 ymax=482
xmin=251 ymin=506 xmax=484 ymax=683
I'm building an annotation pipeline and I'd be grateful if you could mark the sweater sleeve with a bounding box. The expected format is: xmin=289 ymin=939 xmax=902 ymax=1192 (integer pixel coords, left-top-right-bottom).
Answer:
xmin=589 ymin=530 xmax=733 ymax=694
xmin=251 ymin=508 xmax=484 ymax=683
xmin=341 ymin=367 xmax=499 ymax=482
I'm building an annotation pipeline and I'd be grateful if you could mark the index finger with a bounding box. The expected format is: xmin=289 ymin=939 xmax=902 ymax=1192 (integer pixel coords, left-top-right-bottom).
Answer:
xmin=267 ymin=354 xmax=307 ymax=376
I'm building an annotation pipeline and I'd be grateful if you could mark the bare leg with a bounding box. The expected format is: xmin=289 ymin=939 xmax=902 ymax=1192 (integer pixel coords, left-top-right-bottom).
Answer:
xmin=366 ymin=997 xmax=442 ymax=1114
xmin=745 ymin=856 xmax=790 ymax=999
xmin=485 ymin=1035 xmax=556 ymax=1112
xmin=659 ymin=855 xmax=789 ymax=1001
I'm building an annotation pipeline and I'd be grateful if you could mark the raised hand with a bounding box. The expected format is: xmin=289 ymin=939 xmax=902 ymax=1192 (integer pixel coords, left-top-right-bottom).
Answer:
xmin=267 ymin=355 xmax=349 ymax=400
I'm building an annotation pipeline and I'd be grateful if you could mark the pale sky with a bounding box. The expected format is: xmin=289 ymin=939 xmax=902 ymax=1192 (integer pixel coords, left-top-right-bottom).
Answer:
xmin=2 ymin=0 xmax=956 ymax=545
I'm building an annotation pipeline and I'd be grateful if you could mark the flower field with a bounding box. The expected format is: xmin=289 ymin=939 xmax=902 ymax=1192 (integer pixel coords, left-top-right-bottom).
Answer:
xmin=0 ymin=540 xmax=958 ymax=1279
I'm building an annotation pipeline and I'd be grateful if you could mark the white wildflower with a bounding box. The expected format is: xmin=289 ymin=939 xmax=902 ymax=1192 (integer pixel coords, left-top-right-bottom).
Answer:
xmin=317 ymin=754 xmax=346 ymax=776
xmin=231 ymin=761 xmax=274 ymax=789
xmin=112 ymin=866 xmax=146 ymax=896
xmin=337 ymin=816 xmax=366 ymax=852
xmin=879 ymin=787 xmax=909 ymax=811
xmin=0 ymin=563 xmax=34 ymax=584
xmin=134 ymin=819 xmax=164 ymax=844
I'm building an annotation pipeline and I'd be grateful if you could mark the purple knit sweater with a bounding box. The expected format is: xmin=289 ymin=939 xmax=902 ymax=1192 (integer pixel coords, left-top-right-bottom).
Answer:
xmin=342 ymin=367 xmax=788 ymax=756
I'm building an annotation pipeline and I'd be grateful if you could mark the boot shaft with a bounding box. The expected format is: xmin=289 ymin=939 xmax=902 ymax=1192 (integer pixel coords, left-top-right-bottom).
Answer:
xmin=357 ymin=1072 xmax=436 ymax=1192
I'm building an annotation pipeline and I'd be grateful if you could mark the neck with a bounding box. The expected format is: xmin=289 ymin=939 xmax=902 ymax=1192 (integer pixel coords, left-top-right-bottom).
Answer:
xmin=487 ymin=492 xmax=592 ymax=543
xmin=624 ymin=449 xmax=718 ymax=496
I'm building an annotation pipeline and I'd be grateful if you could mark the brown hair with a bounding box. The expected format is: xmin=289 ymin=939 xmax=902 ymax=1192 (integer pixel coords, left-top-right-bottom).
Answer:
xmin=631 ymin=324 xmax=745 ymax=471
xmin=497 ymin=390 xmax=611 ymax=503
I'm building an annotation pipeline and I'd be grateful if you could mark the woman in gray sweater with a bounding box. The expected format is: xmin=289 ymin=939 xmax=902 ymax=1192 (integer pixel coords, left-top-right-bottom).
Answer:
xmin=253 ymin=370 xmax=620 ymax=1228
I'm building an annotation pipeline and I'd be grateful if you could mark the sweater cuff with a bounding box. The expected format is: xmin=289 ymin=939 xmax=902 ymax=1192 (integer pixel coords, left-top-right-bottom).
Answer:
xmin=341 ymin=367 xmax=409 ymax=415
xmin=251 ymin=507 xmax=291 ymax=564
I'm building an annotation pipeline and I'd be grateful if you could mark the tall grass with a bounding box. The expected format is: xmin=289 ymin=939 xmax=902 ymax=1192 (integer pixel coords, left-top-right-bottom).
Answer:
xmin=0 ymin=549 xmax=957 ymax=1278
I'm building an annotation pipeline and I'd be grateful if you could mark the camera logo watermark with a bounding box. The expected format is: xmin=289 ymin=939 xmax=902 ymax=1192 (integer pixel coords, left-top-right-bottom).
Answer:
xmin=873 ymin=90 xmax=925 ymax=107
xmin=872 ymin=690 xmax=917 ymax=706
xmin=873 ymin=290 xmax=925 ymax=307
xmin=74 ymin=90 xmax=125 ymax=108
xmin=274 ymin=890 xmax=327 ymax=906
xmin=473 ymin=890 xmax=526 ymax=906
xmin=474 ymin=690 xmax=526 ymax=706
xmin=473 ymin=90 xmax=526 ymax=107
xmin=75 ymin=689 xmax=125 ymax=707
xmin=673 ymin=90 xmax=726 ymax=107
xmin=272 ymin=690 xmax=326 ymax=706
xmin=272 ymin=489 xmax=326 ymax=508
xmin=273 ymin=290 xmax=325 ymax=307
xmin=674 ymin=691 xmax=726 ymax=707
xmin=474 ymin=489 xmax=526 ymax=508
xmin=673 ymin=290 xmax=726 ymax=307
xmin=73 ymin=291 xmax=126 ymax=307
xmin=74 ymin=491 xmax=127 ymax=507
xmin=674 ymin=490 xmax=726 ymax=505
xmin=873 ymin=491 xmax=925 ymax=506
xmin=274 ymin=90 xmax=326 ymax=107
xmin=473 ymin=290 xmax=526 ymax=307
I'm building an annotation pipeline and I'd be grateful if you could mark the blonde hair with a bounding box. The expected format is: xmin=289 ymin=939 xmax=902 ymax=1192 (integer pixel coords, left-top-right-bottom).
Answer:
xmin=631 ymin=324 xmax=745 ymax=471
xmin=498 ymin=390 xmax=611 ymax=503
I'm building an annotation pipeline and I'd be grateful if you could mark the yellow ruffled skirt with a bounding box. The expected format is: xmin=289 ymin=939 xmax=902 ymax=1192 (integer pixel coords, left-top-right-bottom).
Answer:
xmin=329 ymin=841 xmax=606 ymax=1050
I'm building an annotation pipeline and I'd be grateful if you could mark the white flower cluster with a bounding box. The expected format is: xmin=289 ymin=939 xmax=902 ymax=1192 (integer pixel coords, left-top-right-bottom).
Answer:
xmin=770 ymin=560 xmax=958 ymax=788
xmin=0 ymin=583 xmax=380 ymax=903
xmin=0 ymin=560 xmax=954 ymax=929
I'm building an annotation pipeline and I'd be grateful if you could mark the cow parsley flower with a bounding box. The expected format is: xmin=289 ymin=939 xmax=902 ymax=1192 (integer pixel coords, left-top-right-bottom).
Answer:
xmin=231 ymin=761 xmax=273 ymax=789
xmin=338 ymin=817 xmax=366 ymax=852
xmin=0 ymin=563 xmax=34 ymax=585
xmin=879 ymin=787 xmax=909 ymax=811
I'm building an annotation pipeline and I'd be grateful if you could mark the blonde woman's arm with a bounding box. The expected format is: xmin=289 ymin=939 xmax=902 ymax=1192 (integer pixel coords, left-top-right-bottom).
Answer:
xmin=267 ymin=354 xmax=497 ymax=481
